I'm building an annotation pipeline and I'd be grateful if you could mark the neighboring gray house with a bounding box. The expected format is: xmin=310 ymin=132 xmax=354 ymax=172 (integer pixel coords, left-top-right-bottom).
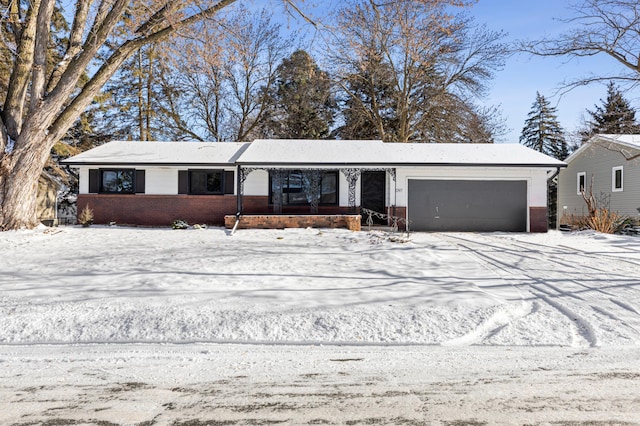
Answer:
xmin=558 ymin=134 xmax=640 ymax=222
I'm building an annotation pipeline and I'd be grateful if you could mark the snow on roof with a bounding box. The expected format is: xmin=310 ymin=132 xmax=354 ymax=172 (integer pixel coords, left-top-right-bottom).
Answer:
xmin=63 ymin=139 xmax=565 ymax=168
xmin=238 ymin=139 xmax=566 ymax=167
xmin=238 ymin=139 xmax=387 ymax=165
xmin=595 ymin=134 xmax=640 ymax=148
xmin=62 ymin=141 xmax=250 ymax=166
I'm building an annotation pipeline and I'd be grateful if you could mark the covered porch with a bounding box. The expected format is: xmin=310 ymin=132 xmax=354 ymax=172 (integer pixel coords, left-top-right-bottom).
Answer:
xmin=230 ymin=166 xmax=399 ymax=231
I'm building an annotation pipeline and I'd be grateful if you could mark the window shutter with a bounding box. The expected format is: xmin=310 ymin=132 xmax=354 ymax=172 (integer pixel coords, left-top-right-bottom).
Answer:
xmin=88 ymin=169 xmax=99 ymax=193
xmin=135 ymin=170 xmax=145 ymax=193
xmin=224 ymin=171 xmax=235 ymax=194
xmin=178 ymin=170 xmax=189 ymax=194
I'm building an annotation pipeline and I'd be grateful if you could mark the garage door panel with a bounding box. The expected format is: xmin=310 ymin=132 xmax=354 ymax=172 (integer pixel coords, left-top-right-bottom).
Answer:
xmin=408 ymin=180 xmax=527 ymax=232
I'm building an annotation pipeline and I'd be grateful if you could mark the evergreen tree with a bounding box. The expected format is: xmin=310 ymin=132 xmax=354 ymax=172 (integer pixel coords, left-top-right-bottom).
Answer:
xmin=520 ymin=92 xmax=569 ymax=160
xmin=256 ymin=50 xmax=337 ymax=139
xmin=582 ymin=82 xmax=640 ymax=140
xmin=337 ymin=54 xmax=399 ymax=140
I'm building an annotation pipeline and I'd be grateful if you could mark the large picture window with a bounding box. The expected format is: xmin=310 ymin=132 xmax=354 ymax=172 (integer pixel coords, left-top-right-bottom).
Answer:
xmin=100 ymin=169 xmax=135 ymax=193
xmin=270 ymin=170 xmax=338 ymax=205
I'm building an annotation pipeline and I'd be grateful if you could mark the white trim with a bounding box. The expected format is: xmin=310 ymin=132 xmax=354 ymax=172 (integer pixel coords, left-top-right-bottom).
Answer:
xmin=612 ymin=166 xmax=624 ymax=192
xmin=577 ymin=172 xmax=586 ymax=195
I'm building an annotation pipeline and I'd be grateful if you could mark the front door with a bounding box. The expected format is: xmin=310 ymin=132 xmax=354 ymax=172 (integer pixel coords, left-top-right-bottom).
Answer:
xmin=361 ymin=171 xmax=386 ymax=224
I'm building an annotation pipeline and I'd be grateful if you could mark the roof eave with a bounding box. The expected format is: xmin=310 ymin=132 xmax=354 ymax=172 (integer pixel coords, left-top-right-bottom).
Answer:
xmin=236 ymin=161 xmax=567 ymax=168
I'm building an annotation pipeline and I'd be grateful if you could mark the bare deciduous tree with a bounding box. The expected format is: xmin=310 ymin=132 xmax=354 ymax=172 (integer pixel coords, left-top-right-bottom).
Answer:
xmin=520 ymin=0 xmax=640 ymax=91
xmin=0 ymin=0 xmax=308 ymax=230
xmin=330 ymin=0 xmax=507 ymax=142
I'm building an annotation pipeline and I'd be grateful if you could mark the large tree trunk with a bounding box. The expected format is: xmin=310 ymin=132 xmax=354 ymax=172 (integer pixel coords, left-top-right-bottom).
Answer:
xmin=0 ymin=0 xmax=253 ymax=231
xmin=0 ymin=138 xmax=53 ymax=230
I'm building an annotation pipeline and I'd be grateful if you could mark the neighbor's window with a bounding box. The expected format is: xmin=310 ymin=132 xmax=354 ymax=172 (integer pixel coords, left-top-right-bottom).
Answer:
xmin=189 ymin=170 xmax=223 ymax=194
xmin=577 ymin=172 xmax=586 ymax=195
xmin=100 ymin=169 xmax=135 ymax=193
xmin=270 ymin=170 xmax=338 ymax=205
xmin=612 ymin=166 xmax=623 ymax=192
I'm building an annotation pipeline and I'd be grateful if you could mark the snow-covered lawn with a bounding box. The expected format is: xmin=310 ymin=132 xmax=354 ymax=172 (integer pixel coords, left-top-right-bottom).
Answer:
xmin=2 ymin=225 xmax=639 ymax=346
xmin=1 ymin=225 xmax=640 ymax=424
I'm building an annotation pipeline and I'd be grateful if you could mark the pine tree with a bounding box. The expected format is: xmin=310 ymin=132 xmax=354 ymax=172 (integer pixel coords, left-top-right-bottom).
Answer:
xmin=256 ymin=50 xmax=337 ymax=139
xmin=520 ymin=92 xmax=569 ymax=160
xmin=582 ymin=82 xmax=640 ymax=140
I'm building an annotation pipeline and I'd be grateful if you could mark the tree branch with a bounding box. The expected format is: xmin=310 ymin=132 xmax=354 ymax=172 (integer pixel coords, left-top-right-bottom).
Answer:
xmin=47 ymin=0 xmax=240 ymax=144
xmin=46 ymin=0 xmax=92 ymax=92
xmin=3 ymin=1 xmax=40 ymax=139
xmin=29 ymin=0 xmax=56 ymax=113
xmin=43 ymin=0 xmax=129 ymax=127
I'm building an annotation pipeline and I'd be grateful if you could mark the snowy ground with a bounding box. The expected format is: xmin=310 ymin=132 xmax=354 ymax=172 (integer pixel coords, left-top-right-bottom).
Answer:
xmin=1 ymin=225 xmax=640 ymax=424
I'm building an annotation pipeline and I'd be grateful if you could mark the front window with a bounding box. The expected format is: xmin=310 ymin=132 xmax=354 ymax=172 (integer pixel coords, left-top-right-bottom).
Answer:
xmin=577 ymin=172 xmax=586 ymax=195
xmin=612 ymin=166 xmax=623 ymax=192
xmin=101 ymin=169 xmax=134 ymax=193
xmin=190 ymin=170 xmax=223 ymax=194
xmin=270 ymin=170 xmax=338 ymax=205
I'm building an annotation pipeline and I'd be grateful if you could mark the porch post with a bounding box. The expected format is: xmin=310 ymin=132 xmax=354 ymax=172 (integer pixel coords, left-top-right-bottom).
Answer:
xmin=341 ymin=168 xmax=361 ymax=211
xmin=236 ymin=165 xmax=243 ymax=215
xmin=272 ymin=170 xmax=283 ymax=214
xmin=308 ymin=170 xmax=322 ymax=214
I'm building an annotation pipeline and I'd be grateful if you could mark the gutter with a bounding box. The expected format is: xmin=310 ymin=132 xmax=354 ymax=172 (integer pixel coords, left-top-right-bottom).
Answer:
xmin=547 ymin=166 xmax=562 ymax=182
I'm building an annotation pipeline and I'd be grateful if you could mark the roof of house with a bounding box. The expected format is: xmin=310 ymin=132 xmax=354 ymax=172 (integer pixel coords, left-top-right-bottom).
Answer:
xmin=564 ymin=134 xmax=640 ymax=163
xmin=62 ymin=139 xmax=566 ymax=168
xmin=62 ymin=141 xmax=251 ymax=166
xmin=238 ymin=139 xmax=566 ymax=167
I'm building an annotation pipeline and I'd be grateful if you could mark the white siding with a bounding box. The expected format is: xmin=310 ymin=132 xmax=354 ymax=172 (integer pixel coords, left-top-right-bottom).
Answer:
xmin=79 ymin=168 xmax=89 ymax=194
xmin=146 ymin=168 xmax=178 ymax=194
xmin=244 ymin=170 xmax=269 ymax=196
xmin=394 ymin=166 xmax=549 ymax=208
xmin=338 ymin=172 xmax=351 ymax=206
xmin=558 ymin=143 xmax=640 ymax=218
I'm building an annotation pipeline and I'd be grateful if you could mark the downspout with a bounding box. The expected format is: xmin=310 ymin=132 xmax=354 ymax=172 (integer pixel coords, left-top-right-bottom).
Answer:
xmin=546 ymin=166 xmax=562 ymax=232
xmin=232 ymin=164 xmax=242 ymax=236
xmin=547 ymin=166 xmax=561 ymax=182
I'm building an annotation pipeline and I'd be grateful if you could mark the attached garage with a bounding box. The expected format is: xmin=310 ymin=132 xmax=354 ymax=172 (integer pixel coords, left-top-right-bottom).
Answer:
xmin=408 ymin=180 xmax=528 ymax=232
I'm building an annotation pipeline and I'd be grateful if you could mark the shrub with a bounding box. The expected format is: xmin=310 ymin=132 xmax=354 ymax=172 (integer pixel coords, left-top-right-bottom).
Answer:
xmin=78 ymin=205 xmax=94 ymax=227
xmin=172 ymin=219 xmax=189 ymax=229
xmin=586 ymin=208 xmax=626 ymax=234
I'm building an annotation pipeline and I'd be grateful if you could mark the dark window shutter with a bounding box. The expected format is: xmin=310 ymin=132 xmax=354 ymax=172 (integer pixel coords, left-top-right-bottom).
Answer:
xmin=135 ymin=170 xmax=145 ymax=193
xmin=224 ymin=171 xmax=235 ymax=194
xmin=89 ymin=169 xmax=99 ymax=193
xmin=178 ymin=170 xmax=189 ymax=194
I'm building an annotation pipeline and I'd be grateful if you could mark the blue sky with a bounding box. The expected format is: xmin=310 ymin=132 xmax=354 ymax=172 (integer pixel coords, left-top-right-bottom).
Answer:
xmin=471 ymin=0 xmax=636 ymax=143
xmin=252 ymin=0 xmax=637 ymax=143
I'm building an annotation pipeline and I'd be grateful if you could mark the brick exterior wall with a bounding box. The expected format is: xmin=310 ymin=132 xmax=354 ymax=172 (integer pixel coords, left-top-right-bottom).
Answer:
xmin=391 ymin=206 xmax=407 ymax=231
xmin=226 ymin=215 xmax=362 ymax=231
xmin=78 ymin=194 xmax=363 ymax=228
xmin=78 ymin=194 xmax=238 ymax=226
xmin=529 ymin=207 xmax=548 ymax=233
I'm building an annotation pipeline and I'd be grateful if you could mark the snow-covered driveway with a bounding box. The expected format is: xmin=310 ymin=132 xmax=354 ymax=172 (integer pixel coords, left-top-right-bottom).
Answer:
xmin=432 ymin=232 xmax=640 ymax=347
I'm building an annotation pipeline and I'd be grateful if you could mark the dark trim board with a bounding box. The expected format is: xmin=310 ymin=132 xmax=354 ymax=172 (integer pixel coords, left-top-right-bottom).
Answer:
xmin=407 ymin=179 xmax=528 ymax=232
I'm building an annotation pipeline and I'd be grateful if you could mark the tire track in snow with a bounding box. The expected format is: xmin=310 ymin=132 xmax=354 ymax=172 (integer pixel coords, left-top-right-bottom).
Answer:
xmin=610 ymin=298 xmax=640 ymax=315
xmin=432 ymin=233 xmax=539 ymax=346
xmin=441 ymin=301 xmax=533 ymax=347
xmin=529 ymin=287 xmax=599 ymax=348
xmin=434 ymin=233 xmax=603 ymax=348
